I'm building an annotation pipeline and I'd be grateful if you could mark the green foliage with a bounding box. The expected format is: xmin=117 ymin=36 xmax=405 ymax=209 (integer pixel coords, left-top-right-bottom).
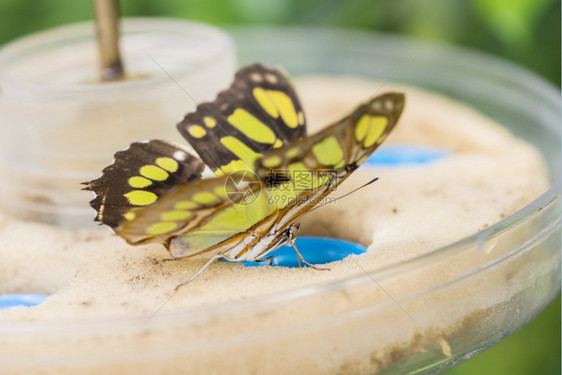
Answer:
xmin=0 ymin=0 xmax=558 ymax=84
xmin=473 ymin=0 xmax=551 ymax=47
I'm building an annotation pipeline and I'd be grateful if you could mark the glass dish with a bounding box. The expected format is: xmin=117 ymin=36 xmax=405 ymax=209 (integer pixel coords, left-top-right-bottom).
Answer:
xmin=0 ymin=18 xmax=235 ymax=227
xmin=0 ymin=27 xmax=559 ymax=375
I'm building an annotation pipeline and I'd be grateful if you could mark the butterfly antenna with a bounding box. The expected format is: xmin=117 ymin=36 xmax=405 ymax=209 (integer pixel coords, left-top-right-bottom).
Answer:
xmin=306 ymin=176 xmax=379 ymax=214
xmin=363 ymin=55 xmax=414 ymax=106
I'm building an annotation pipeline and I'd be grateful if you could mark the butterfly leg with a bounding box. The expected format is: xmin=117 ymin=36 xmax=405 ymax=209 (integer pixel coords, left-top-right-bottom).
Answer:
xmin=290 ymin=243 xmax=330 ymax=271
xmin=255 ymin=256 xmax=275 ymax=266
xmin=284 ymin=223 xmax=329 ymax=270
xmin=175 ymin=254 xmax=222 ymax=291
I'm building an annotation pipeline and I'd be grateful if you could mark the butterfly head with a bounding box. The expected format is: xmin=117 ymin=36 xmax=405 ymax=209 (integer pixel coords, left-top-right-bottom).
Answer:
xmin=286 ymin=222 xmax=300 ymax=246
xmin=268 ymin=222 xmax=300 ymax=251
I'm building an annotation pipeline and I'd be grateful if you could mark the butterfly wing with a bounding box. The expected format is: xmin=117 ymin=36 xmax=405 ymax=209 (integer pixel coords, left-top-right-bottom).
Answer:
xmin=115 ymin=171 xmax=275 ymax=258
xmin=161 ymin=92 xmax=405 ymax=260
xmin=255 ymin=92 xmax=405 ymax=226
xmin=86 ymin=64 xmax=308 ymax=259
xmin=84 ymin=140 xmax=205 ymax=229
xmin=177 ymin=64 xmax=306 ymax=176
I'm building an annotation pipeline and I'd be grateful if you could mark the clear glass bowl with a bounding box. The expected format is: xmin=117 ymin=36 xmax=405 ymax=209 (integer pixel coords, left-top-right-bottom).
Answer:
xmin=0 ymin=27 xmax=559 ymax=375
xmin=0 ymin=18 xmax=235 ymax=227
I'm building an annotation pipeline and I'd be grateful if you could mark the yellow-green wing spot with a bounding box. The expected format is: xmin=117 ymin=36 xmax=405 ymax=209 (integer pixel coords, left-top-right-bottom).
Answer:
xmin=219 ymin=136 xmax=262 ymax=169
xmin=269 ymin=90 xmax=298 ymax=128
xmin=227 ymin=108 xmax=276 ymax=144
xmin=188 ymin=125 xmax=207 ymax=138
xmin=384 ymin=98 xmax=396 ymax=111
xmin=261 ymin=155 xmax=283 ymax=169
xmin=192 ymin=191 xmax=220 ymax=206
xmin=253 ymin=87 xmax=279 ymax=119
xmin=124 ymin=191 xmax=158 ymax=206
xmin=355 ymin=114 xmax=388 ymax=148
xmin=121 ymin=154 xmax=188 ymax=217
xmin=311 ymin=135 xmax=344 ymax=166
xmin=215 ymin=160 xmax=252 ymax=176
xmin=250 ymin=72 xmax=263 ymax=82
xmin=286 ymin=147 xmax=300 ymax=159
xmin=354 ymin=115 xmax=370 ymax=142
xmin=175 ymin=200 xmax=199 ymax=210
xmin=251 ymin=87 xmax=300 ymax=129
xmin=213 ymin=185 xmax=230 ymax=198
xmin=364 ymin=116 xmax=388 ymax=147
xmin=265 ymin=73 xmax=278 ymax=84
xmin=147 ymin=222 xmax=179 ymax=235
xmin=128 ymin=176 xmax=152 ymax=188
xmin=140 ymin=165 xmax=169 ymax=181
xmin=156 ymin=157 xmax=178 ymax=173
xmin=161 ymin=210 xmax=194 ymax=221
xmin=203 ymin=116 xmax=217 ymax=128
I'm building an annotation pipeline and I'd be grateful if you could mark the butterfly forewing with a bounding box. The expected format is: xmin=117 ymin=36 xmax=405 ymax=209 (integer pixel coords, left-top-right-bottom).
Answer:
xmin=84 ymin=140 xmax=205 ymax=229
xmin=254 ymin=92 xmax=405 ymax=224
xmin=177 ymin=64 xmax=307 ymax=176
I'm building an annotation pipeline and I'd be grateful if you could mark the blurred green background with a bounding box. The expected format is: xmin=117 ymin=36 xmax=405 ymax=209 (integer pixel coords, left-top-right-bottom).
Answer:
xmin=0 ymin=1 xmax=559 ymax=374
xmin=0 ymin=0 xmax=560 ymax=86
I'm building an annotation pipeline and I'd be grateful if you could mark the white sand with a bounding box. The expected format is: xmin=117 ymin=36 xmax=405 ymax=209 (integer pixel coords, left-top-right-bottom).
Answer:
xmin=0 ymin=77 xmax=550 ymax=374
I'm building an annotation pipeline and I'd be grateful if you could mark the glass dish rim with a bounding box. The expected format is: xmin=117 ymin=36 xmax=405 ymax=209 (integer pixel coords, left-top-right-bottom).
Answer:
xmin=0 ymin=17 xmax=234 ymax=95
xmin=0 ymin=25 xmax=559 ymax=331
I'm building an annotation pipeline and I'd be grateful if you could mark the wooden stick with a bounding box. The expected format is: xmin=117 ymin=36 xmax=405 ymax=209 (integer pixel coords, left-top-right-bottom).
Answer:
xmin=93 ymin=0 xmax=125 ymax=81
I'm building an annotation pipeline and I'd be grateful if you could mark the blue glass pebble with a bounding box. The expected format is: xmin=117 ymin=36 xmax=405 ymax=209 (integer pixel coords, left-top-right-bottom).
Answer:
xmin=0 ymin=294 xmax=47 ymax=309
xmin=230 ymin=236 xmax=366 ymax=268
xmin=364 ymin=144 xmax=450 ymax=167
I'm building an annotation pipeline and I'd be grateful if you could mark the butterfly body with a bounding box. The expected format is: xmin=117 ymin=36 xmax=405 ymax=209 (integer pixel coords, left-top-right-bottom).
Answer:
xmin=84 ymin=64 xmax=404 ymax=283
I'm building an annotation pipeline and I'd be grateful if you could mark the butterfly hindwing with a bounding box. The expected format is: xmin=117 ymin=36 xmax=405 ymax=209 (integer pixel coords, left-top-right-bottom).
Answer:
xmin=84 ymin=140 xmax=205 ymax=229
xmin=177 ymin=64 xmax=306 ymax=176
xmin=254 ymin=92 xmax=405 ymax=219
xmin=116 ymin=170 xmax=272 ymax=257
xmin=256 ymin=92 xmax=404 ymax=179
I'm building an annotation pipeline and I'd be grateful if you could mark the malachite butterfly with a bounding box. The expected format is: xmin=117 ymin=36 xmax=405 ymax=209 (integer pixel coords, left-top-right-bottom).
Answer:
xmin=84 ymin=64 xmax=405 ymax=288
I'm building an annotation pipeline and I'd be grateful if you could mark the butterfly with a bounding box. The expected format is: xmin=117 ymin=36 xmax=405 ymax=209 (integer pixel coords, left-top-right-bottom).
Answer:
xmin=84 ymin=64 xmax=405 ymax=288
